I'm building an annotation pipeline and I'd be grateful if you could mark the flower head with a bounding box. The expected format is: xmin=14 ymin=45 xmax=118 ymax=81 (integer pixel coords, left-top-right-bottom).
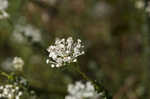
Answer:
xmin=0 ymin=0 xmax=9 ymax=19
xmin=1 ymin=57 xmax=24 ymax=71
xmin=1 ymin=58 xmax=13 ymax=71
xmin=46 ymin=37 xmax=84 ymax=68
xmin=12 ymin=57 xmax=24 ymax=71
xmin=135 ymin=0 xmax=145 ymax=9
xmin=0 ymin=84 xmax=23 ymax=99
xmin=65 ymin=81 xmax=100 ymax=99
xmin=12 ymin=24 xmax=42 ymax=43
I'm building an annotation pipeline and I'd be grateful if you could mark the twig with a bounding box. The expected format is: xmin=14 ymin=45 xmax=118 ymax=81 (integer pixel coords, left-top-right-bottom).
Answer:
xmin=71 ymin=63 xmax=112 ymax=99
xmin=142 ymin=0 xmax=150 ymax=97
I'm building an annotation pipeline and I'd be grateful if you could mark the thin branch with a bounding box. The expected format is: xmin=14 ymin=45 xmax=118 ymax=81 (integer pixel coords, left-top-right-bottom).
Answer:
xmin=142 ymin=0 xmax=150 ymax=97
xmin=71 ymin=63 xmax=112 ymax=99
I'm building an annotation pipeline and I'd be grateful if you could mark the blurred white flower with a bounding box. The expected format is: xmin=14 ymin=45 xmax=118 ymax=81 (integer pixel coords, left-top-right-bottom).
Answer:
xmin=0 ymin=84 xmax=23 ymax=99
xmin=92 ymin=2 xmax=112 ymax=18
xmin=12 ymin=57 xmax=24 ymax=71
xmin=12 ymin=30 xmax=25 ymax=43
xmin=47 ymin=0 xmax=57 ymax=6
xmin=1 ymin=58 xmax=13 ymax=71
xmin=12 ymin=24 xmax=42 ymax=43
xmin=135 ymin=0 xmax=145 ymax=9
xmin=1 ymin=57 xmax=24 ymax=71
xmin=42 ymin=0 xmax=57 ymax=6
xmin=146 ymin=1 xmax=150 ymax=16
xmin=65 ymin=81 xmax=100 ymax=99
xmin=0 ymin=0 xmax=9 ymax=19
xmin=46 ymin=37 xmax=84 ymax=68
xmin=23 ymin=24 xmax=41 ymax=42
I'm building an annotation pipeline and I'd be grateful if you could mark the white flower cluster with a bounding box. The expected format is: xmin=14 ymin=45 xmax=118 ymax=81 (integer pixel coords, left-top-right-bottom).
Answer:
xmin=1 ymin=58 xmax=13 ymax=71
xmin=65 ymin=81 xmax=100 ymax=99
xmin=12 ymin=24 xmax=41 ymax=43
xmin=135 ymin=0 xmax=145 ymax=9
xmin=46 ymin=37 xmax=85 ymax=68
xmin=1 ymin=57 xmax=24 ymax=71
xmin=0 ymin=84 xmax=23 ymax=99
xmin=0 ymin=0 xmax=9 ymax=19
xmin=146 ymin=1 xmax=150 ymax=16
xmin=48 ymin=0 xmax=57 ymax=6
xmin=12 ymin=57 xmax=24 ymax=71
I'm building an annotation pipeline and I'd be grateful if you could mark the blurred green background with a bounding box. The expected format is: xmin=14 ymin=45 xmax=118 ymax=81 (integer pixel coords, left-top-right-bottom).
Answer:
xmin=0 ymin=0 xmax=150 ymax=99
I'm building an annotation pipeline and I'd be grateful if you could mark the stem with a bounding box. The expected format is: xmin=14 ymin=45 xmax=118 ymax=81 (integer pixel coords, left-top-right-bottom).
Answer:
xmin=73 ymin=63 xmax=91 ymax=81
xmin=142 ymin=0 xmax=150 ymax=97
xmin=6 ymin=18 xmax=13 ymax=26
xmin=1 ymin=72 xmax=8 ymax=77
xmin=71 ymin=63 xmax=112 ymax=99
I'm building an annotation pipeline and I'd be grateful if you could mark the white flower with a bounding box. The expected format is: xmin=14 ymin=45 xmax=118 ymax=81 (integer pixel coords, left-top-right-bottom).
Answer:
xmin=1 ymin=58 xmax=13 ymax=71
xmin=65 ymin=81 xmax=100 ymax=99
xmin=48 ymin=0 xmax=57 ymax=6
xmin=12 ymin=24 xmax=42 ymax=43
xmin=12 ymin=31 xmax=25 ymax=43
xmin=1 ymin=57 xmax=24 ymax=71
xmin=0 ymin=0 xmax=8 ymax=10
xmin=46 ymin=37 xmax=84 ymax=68
xmin=0 ymin=0 xmax=9 ymax=19
xmin=23 ymin=24 xmax=41 ymax=42
xmin=92 ymin=2 xmax=112 ymax=18
xmin=12 ymin=57 xmax=24 ymax=71
xmin=135 ymin=0 xmax=145 ymax=9
xmin=146 ymin=1 xmax=150 ymax=16
xmin=0 ymin=84 xmax=23 ymax=99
